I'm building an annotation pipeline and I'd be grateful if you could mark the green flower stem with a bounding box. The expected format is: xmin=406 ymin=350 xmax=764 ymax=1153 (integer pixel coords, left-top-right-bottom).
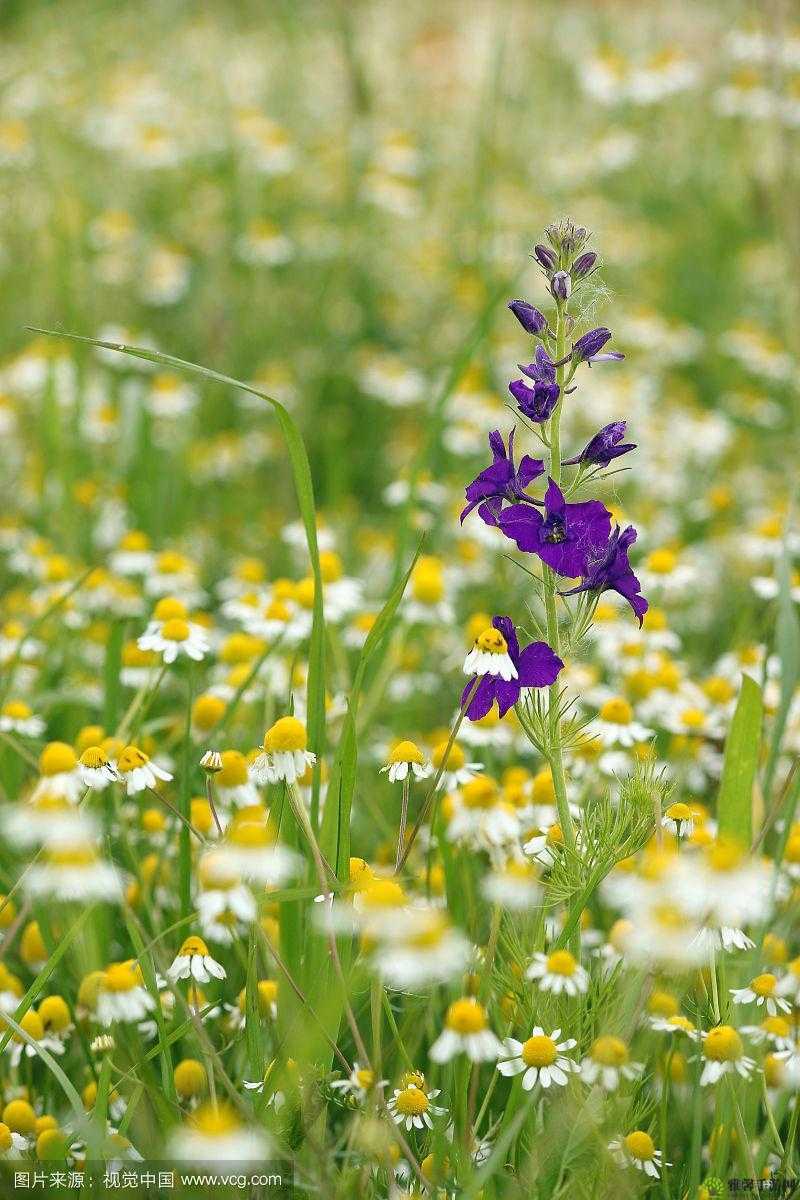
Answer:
xmin=542 ymin=294 xmax=575 ymax=852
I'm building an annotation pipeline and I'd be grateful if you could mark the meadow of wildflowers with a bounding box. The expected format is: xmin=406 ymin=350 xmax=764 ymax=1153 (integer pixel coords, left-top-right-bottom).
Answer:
xmin=2 ymin=1 xmax=800 ymax=1197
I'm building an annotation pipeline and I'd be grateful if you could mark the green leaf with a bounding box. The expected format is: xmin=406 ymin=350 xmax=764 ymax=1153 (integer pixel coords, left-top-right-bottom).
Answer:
xmin=717 ymin=673 xmax=763 ymax=846
xmin=319 ymin=543 xmax=422 ymax=877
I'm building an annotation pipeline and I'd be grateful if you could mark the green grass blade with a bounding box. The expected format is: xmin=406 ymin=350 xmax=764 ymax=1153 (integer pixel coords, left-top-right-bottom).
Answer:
xmin=717 ymin=673 xmax=763 ymax=846
xmin=764 ymin=549 xmax=800 ymax=801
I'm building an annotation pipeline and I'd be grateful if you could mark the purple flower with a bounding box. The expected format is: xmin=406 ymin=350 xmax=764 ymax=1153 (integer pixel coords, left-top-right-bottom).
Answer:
xmin=571 ymin=327 xmax=624 ymax=365
xmin=551 ymin=271 xmax=572 ymax=301
xmin=560 ymin=524 xmax=648 ymax=626
xmin=460 ymin=429 xmax=544 ymax=526
xmin=508 ymin=300 xmax=546 ymax=335
xmin=562 ymin=421 xmax=636 ymax=468
xmin=572 ymin=252 xmax=597 ymax=278
xmin=461 ymin=615 xmax=563 ymax=720
xmin=498 ymin=478 xmax=611 ymax=578
xmin=533 ymin=244 xmax=556 ymax=271
xmin=509 ymin=346 xmax=560 ymax=423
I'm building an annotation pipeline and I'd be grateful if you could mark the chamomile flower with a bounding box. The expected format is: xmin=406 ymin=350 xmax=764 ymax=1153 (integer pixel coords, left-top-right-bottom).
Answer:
xmin=137 ymin=597 xmax=210 ymax=663
xmin=168 ymin=1102 xmax=273 ymax=1168
xmin=25 ymin=844 xmax=123 ymax=902
xmin=580 ymin=1036 xmax=643 ymax=1091
xmin=699 ymin=1025 xmax=756 ymax=1086
xmin=330 ymin=1063 xmax=386 ymax=1103
xmin=78 ymin=746 xmax=119 ymax=789
xmin=211 ymin=806 xmax=300 ymax=885
xmin=527 ymin=950 xmax=589 ymax=997
xmin=661 ymin=801 xmax=695 ymax=837
xmin=387 ymin=1076 xmax=446 ymax=1130
xmin=251 ymin=716 xmax=316 ymax=785
xmin=730 ymin=973 xmax=791 ymax=1016
xmin=115 ymin=745 xmax=173 ymax=795
xmin=429 ymin=998 xmax=503 ymax=1063
xmin=96 ymin=961 xmax=156 ymax=1026
xmin=430 ymin=739 xmax=483 ymax=790
xmin=590 ymin=697 xmax=653 ymax=748
xmin=609 ymin=1131 xmax=667 ymax=1178
xmin=371 ymin=908 xmax=470 ymax=989
xmin=167 ymin=936 xmax=226 ymax=985
xmin=381 ymin=740 xmax=432 ymax=784
xmin=497 ymin=1027 xmax=579 ymax=1091
xmin=482 ymin=860 xmax=542 ymax=910
xmin=32 ymin=742 xmax=82 ymax=802
xmin=0 ymin=700 xmax=44 ymax=737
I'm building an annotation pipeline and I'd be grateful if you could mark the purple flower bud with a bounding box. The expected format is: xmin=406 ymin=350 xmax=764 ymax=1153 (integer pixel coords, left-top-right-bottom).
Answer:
xmin=572 ymin=327 xmax=613 ymax=362
xmin=534 ymin=244 xmax=556 ymax=271
xmin=550 ymin=271 xmax=572 ymax=302
xmin=572 ymin=252 xmax=597 ymax=278
xmin=507 ymin=300 xmax=546 ymax=335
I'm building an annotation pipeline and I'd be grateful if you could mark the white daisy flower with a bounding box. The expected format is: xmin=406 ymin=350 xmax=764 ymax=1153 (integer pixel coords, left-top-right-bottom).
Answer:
xmin=250 ymin=716 xmax=316 ymax=786
xmin=115 ymin=745 xmax=173 ymax=795
xmin=386 ymin=1078 xmax=446 ymax=1130
xmin=580 ymin=1036 xmax=643 ymax=1091
xmin=497 ymin=1027 xmax=578 ymax=1091
xmin=167 ymin=937 xmax=226 ymax=985
xmin=429 ymin=998 xmax=503 ymax=1063
xmin=526 ymin=950 xmax=589 ymax=997
xmin=730 ymin=973 xmax=790 ymax=1016
xmin=380 ymin=740 xmax=432 ymax=784
xmin=609 ymin=1131 xmax=667 ymax=1179
xmin=463 ymin=627 xmax=518 ymax=681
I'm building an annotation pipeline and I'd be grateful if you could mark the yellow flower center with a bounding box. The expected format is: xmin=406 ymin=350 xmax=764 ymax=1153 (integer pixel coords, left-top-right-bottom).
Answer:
xmin=216 ymin=750 xmax=249 ymax=788
xmin=161 ymin=618 xmax=190 ymax=643
xmin=227 ymin=807 xmax=276 ymax=849
xmin=2 ymin=1100 xmax=36 ymax=1135
xmin=80 ymin=746 xmax=110 ymax=769
xmin=521 ymin=1035 xmax=557 ymax=1068
xmin=192 ymin=695 xmax=226 ymax=729
xmin=117 ymin=745 xmax=149 ymax=773
xmin=2 ymin=700 xmax=31 ymax=719
xmin=704 ymin=1025 xmax=743 ymax=1062
xmin=461 ymin=775 xmax=499 ymax=809
xmin=762 ymin=1016 xmax=791 ymax=1038
xmin=104 ymin=961 xmax=145 ymax=994
xmin=680 ymin=707 xmax=706 ymax=729
xmin=355 ymin=1068 xmax=374 ymax=1090
xmin=153 ymin=597 xmax=188 ymax=621
xmin=264 ymin=716 xmax=307 ymax=753
xmin=38 ymin=996 xmax=71 ymax=1032
xmin=39 ymin=742 xmax=77 ymax=776
xmin=411 ymin=562 xmax=444 ymax=605
xmin=706 ymin=838 xmax=745 ymax=874
xmin=599 ymin=697 xmax=633 ymax=725
xmin=0 ymin=1123 xmax=11 ymax=1152
xmin=646 ymin=548 xmax=677 ymax=574
xmin=360 ymin=879 xmax=406 ymax=909
xmin=174 ymin=1059 xmax=207 ymax=1099
xmin=591 ymin=1036 xmax=628 ymax=1066
xmin=387 ymin=739 xmax=424 ymax=766
xmin=395 ymin=1086 xmax=429 ymax=1116
xmin=624 ymin=1131 xmax=655 ymax=1161
xmin=751 ymin=973 xmax=777 ymax=997
xmin=475 ymin=628 xmax=508 ymax=655
xmin=178 ymin=936 xmax=209 ymax=958
xmin=665 ymin=801 xmax=692 ymax=823
xmin=431 ymin=741 xmax=465 ymax=771
xmin=445 ymin=998 xmax=487 ymax=1034
xmin=546 ymin=950 xmax=577 ymax=977
xmin=190 ymin=1102 xmax=240 ymax=1137
xmin=319 ymin=551 xmax=344 ymax=583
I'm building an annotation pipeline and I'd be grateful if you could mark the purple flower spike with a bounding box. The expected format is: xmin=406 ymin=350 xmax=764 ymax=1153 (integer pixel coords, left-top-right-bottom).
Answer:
xmin=461 ymin=615 xmax=563 ymax=720
xmin=461 ymin=428 xmax=544 ymax=527
xmin=498 ymin=478 xmax=612 ymax=579
xmin=508 ymin=300 xmax=546 ymax=335
xmin=560 ymin=524 xmax=648 ymax=626
xmin=562 ymin=421 xmax=637 ymax=468
xmin=509 ymin=346 xmax=560 ymax=423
